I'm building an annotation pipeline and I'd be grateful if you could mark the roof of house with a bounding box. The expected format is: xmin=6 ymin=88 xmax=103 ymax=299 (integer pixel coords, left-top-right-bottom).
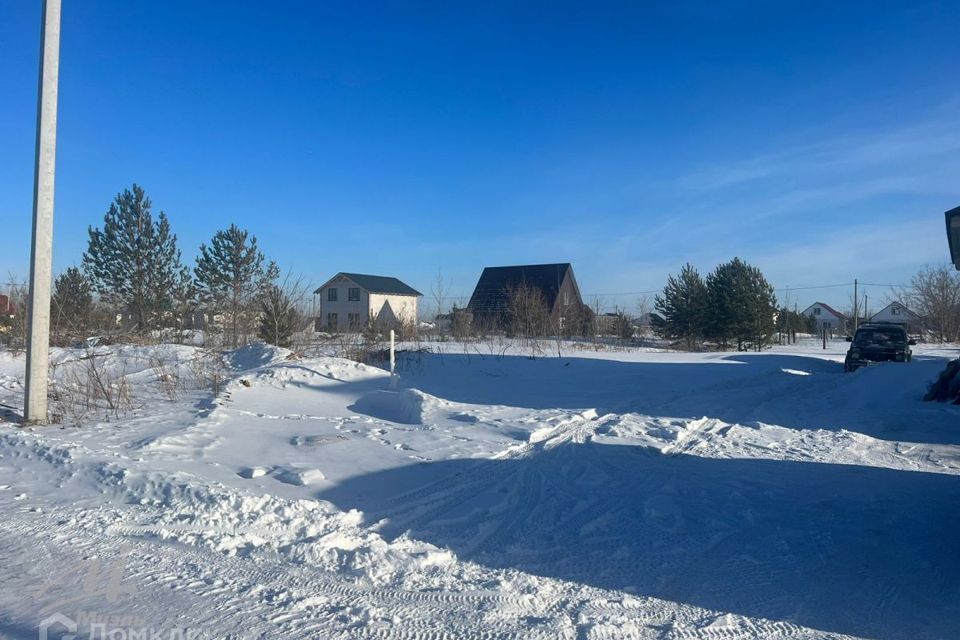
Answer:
xmin=467 ymin=263 xmax=575 ymax=313
xmin=870 ymin=301 xmax=919 ymax=319
xmin=803 ymin=301 xmax=845 ymax=319
xmin=314 ymin=273 xmax=422 ymax=296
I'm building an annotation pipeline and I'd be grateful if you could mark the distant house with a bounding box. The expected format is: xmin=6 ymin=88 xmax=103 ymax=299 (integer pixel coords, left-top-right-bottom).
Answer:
xmin=869 ymin=301 xmax=920 ymax=330
xmin=466 ymin=263 xmax=588 ymax=332
xmin=802 ymin=302 xmax=845 ymax=332
xmin=593 ymin=312 xmax=621 ymax=335
xmin=313 ymin=272 xmax=422 ymax=333
xmin=0 ymin=294 xmax=13 ymax=317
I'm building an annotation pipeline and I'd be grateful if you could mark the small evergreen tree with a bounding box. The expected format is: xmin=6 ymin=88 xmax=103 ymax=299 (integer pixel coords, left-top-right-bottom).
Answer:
xmin=613 ymin=310 xmax=634 ymax=340
xmin=653 ymin=263 xmax=708 ymax=349
xmin=82 ymin=185 xmax=188 ymax=333
xmin=258 ymin=284 xmax=300 ymax=348
xmin=51 ymin=267 xmax=93 ymax=343
xmin=195 ymin=225 xmax=278 ymax=347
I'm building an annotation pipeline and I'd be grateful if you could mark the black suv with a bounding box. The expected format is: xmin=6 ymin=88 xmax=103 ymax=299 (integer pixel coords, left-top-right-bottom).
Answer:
xmin=844 ymin=323 xmax=915 ymax=372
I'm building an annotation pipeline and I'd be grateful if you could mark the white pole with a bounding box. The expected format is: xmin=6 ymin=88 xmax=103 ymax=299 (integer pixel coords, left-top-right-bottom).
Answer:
xmin=25 ymin=0 xmax=62 ymax=424
xmin=389 ymin=329 xmax=395 ymax=375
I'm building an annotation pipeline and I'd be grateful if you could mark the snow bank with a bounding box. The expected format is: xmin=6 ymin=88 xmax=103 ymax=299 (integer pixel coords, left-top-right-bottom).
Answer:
xmin=348 ymin=389 xmax=442 ymax=425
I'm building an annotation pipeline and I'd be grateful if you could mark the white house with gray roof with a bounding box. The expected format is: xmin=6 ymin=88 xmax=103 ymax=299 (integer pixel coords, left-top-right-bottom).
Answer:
xmin=868 ymin=301 xmax=920 ymax=329
xmin=313 ymin=272 xmax=422 ymax=332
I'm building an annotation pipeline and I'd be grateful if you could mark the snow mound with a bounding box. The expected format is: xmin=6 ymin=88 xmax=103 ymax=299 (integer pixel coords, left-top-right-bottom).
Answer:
xmin=272 ymin=466 xmax=327 ymax=486
xmin=228 ymin=342 xmax=293 ymax=371
xmin=96 ymin=464 xmax=460 ymax=585
xmin=349 ymin=388 xmax=441 ymax=425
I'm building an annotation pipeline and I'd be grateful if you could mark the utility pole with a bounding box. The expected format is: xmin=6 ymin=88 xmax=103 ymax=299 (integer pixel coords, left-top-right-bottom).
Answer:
xmin=853 ymin=279 xmax=859 ymax=335
xmin=24 ymin=0 xmax=62 ymax=424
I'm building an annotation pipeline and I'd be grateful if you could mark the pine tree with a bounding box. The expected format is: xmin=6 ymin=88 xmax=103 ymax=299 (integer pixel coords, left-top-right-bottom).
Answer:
xmin=51 ymin=266 xmax=93 ymax=343
xmin=170 ymin=266 xmax=198 ymax=340
xmin=257 ymin=285 xmax=300 ymax=348
xmin=706 ymin=258 xmax=777 ymax=351
xmin=705 ymin=259 xmax=744 ymax=349
xmin=195 ymin=225 xmax=278 ymax=347
xmin=653 ymin=263 xmax=708 ymax=349
xmin=82 ymin=185 xmax=188 ymax=333
xmin=745 ymin=263 xmax=778 ymax=350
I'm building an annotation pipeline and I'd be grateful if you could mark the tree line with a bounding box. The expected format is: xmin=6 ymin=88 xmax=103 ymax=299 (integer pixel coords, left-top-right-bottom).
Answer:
xmin=24 ymin=184 xmax=302 ymax=348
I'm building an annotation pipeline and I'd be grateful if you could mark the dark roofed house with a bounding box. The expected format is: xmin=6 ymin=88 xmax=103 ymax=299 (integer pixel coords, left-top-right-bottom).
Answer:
xmin=313 ymin=272 xmax=422 ymax=333
xmin=466 ymin=263 xmax=589 ymax=334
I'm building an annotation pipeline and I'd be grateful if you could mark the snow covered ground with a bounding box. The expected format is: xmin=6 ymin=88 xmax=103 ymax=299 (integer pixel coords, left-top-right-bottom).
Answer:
xmin=0 ymin=339 xmax=958 ymax=639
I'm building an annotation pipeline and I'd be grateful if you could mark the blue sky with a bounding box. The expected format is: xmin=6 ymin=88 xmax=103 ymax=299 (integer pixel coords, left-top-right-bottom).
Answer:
xmin=2 ymin=1 xmax=959 ymax=312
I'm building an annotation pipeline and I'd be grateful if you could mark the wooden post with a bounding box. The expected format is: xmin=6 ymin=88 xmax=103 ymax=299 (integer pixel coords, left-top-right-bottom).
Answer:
xmin=853 ymin=278 xmax=859 ymax=333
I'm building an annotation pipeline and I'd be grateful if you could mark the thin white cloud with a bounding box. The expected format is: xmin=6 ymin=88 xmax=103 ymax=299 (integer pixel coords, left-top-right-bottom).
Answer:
xmin=680 ymin=97 xmax=960 ymax=194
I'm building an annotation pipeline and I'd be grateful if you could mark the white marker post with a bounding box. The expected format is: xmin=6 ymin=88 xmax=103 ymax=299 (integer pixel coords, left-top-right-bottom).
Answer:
xmin=389 ymin=329 xmax=398 ymax=388
xmin=389 ymin=329 xmax=396 ymax=373
xmin=25 ymin=0 xmax=62 ymax=424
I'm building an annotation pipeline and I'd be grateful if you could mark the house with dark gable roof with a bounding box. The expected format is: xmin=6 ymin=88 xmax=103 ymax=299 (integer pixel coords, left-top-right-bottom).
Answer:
xmin=466 ymin=263 xmax=589 ymax=333
xmin=313 ymin=272 xmax=422 ymax=332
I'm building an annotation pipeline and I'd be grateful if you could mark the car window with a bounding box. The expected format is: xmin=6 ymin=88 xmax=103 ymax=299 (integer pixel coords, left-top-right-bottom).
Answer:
xmin=854 ymin=328 xmax=906 ymax=345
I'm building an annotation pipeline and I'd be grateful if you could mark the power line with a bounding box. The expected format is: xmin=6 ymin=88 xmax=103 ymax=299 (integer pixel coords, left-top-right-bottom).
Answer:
xmin=858 ymin=282 xmax=913 ymax=288
xmin=774 ymin=282 xmax=851 ymax=292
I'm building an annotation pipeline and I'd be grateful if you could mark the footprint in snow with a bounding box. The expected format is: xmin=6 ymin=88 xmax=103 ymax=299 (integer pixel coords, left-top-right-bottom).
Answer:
xmin=238 ymin=467 xmax=268 ymax=479
xmin=272 ymin=467 xmax=326 ymax=486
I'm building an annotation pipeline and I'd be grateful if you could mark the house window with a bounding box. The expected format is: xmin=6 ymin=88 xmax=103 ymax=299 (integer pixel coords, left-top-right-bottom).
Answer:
xmin=813 ymin=307 xmax=821 ymax=316
xmin=326 ymin=313 xmax=338 ymax=330
xmin=348 ymin=287 xmax=360 ymax=302
xmin=891 ymin=307 xmax=901 ymax=315
xmin=348 ymin=312 xmax=361 ymax=330
xmin=328 ymin=288 xmax=338 ymax=302
xmin=563 ymin=291 xmax=570 ymax=306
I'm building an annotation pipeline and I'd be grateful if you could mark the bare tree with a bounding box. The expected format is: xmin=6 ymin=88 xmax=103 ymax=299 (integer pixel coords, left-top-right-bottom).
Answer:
xmin=902 ymin=265 xmax=960 ymax=343
xmin=507 ymin=283 xmax=549 ymax=338
xmin=2 ymin=275 xmax=29 ymax=353
xmin=430 ymin=267 xmax=451 ymax=340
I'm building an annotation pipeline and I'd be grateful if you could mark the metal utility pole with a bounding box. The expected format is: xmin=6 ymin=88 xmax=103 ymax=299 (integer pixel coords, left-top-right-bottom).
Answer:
xmin=24 ymin=0 xmax=62 ymax=424
xmin=853 ymin=279 xmax=859 ymax=334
